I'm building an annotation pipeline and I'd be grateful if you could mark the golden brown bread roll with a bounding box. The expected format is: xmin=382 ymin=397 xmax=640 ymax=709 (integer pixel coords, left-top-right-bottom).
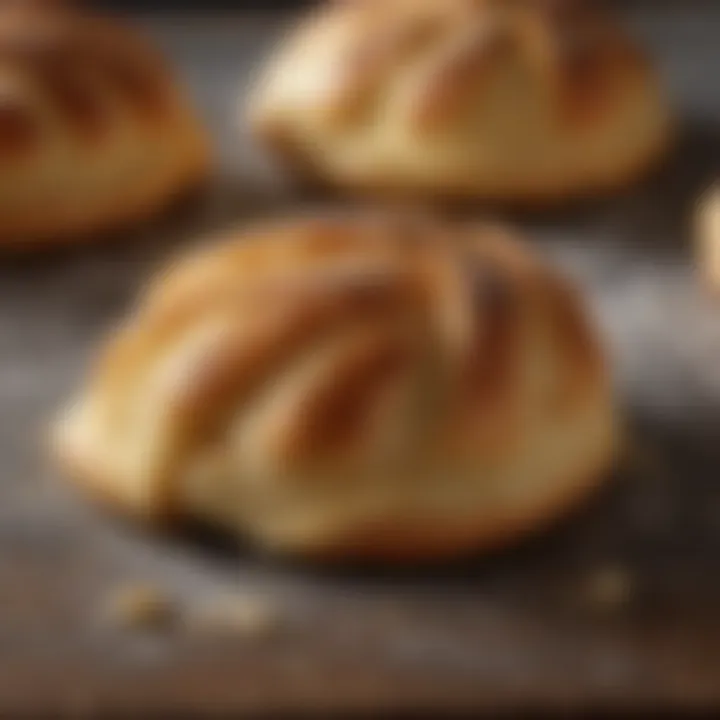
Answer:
xmin=54 ymin=213 xmax=619 ymax=561
xmin=249 ymin=0 xmax=671 ymax=204
xmin=0 ymin=0 xmax=209 ymax=247
xmin=697 ymin=184 xmax=720 ymax=291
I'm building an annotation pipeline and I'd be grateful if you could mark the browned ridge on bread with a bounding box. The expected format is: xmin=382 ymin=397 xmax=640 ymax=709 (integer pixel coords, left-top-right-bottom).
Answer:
xmin=250 ymin=0 xmax=671 ymax=203
xmin=0 ymin=0 xmax=209 ymax=246
xmin=54 ymin=213 xmax=620 ymax=562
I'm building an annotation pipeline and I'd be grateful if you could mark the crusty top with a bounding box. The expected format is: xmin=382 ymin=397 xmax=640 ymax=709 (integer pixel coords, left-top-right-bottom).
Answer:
xmin=250 ymin=0 xmax=667 ymax=200
xmin=0 ymin=0 xmax=188 ymax=154
xmin=255 ymin=0 xmax=647 ymax=132
xmin=390 ymin=2 xmax=622 ymax=120
xmin=63 ymin=213 xmax=610 ymax=521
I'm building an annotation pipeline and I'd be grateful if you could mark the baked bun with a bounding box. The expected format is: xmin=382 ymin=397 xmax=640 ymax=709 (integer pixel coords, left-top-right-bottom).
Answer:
xmin=0 ymin=0 xmax=209 ymax=247
xmin=54 ymin=213 xmax=619 ymax=561
xmin=249 ymin=0 xmax=671 ymax=204
xmin=697 ymin=184 xmax=720 ymax=291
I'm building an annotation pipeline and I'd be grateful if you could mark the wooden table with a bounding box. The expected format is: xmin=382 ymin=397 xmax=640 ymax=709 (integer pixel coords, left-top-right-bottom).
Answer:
xmin=1 ymin=7 xmax=719 ymax=715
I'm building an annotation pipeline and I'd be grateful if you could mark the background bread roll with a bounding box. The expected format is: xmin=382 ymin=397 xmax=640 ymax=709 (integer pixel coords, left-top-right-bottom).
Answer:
xmin=0 ymin=0 xmax=209 ymax=247
xmin=249 ymin=0 xmax=671 ymax=204
xmin=697 ymin=184 xmax=720 ymax=290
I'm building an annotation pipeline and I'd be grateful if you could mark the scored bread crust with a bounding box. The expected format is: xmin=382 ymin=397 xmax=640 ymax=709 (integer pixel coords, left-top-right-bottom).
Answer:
xmin=0 ymin=0 xmax=209 ymax=248
xmin=53 ymin=212 xmax=620 ymax=562
xmin=249 ymin=0 xmax=672 ymax=204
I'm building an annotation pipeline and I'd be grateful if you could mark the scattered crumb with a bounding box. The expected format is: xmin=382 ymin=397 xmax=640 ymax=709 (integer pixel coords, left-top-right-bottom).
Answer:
xmin=189 ymin=594 xmax=282 ymax=639
xmin=584 ymin=565 xmax=634 ymax=611
xmin=696 ymin=183 xmax=720 ymax=290
xmin=106 ymin=583 xmax=176 ymax=631
xmin=103 ymin=583 xmax=283 ymax=640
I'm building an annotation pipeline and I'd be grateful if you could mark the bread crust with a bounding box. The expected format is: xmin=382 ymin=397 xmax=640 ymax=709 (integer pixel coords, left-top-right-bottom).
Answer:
xmin=255 ymin=117 xmax=671 ymax=209
xmin=55 ymin=417 xmax=618 ymax=563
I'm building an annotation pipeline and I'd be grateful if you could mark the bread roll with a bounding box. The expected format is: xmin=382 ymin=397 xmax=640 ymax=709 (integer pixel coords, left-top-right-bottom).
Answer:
xmin=54 ymin=213 xmax=619 ymax=561
xmin=249 ymin=0 xmax=671 ymax=204
xmin=697 ymin=184 xmax=720 ymax=290
xmin=0 ymin=0 xmax=209 ymax=247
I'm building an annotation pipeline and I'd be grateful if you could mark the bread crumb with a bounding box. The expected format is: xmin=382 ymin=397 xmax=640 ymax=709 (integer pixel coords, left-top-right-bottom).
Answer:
xmin=106 ymin=584 xmax=176 ymax=630
xmin=190 ymin=594 xmax=281 ymax=639
xmin=585 ymin=565 xmax=634 ymax=610
xmin=696 ymin=184 xmax=720 ymax=290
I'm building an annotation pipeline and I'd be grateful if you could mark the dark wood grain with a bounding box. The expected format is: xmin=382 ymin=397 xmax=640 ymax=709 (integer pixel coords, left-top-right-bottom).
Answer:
xmin=0 ymin=6 xmax=719 ymax=716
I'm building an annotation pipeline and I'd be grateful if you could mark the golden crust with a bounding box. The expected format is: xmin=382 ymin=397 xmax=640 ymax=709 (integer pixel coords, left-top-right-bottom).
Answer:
xmin=53 ymin=212 xmax=620 ymax=562
xmin=249 ymin=0 xmax=672 ymax=204
xmin=0 ymin=0 xmax=209 ymax=248
xmin=292 ymin=453 xmax=617 ymax=563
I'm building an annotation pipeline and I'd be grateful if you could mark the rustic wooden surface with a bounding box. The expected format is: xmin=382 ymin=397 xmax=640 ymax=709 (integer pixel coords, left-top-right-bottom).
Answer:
xmin=1 ymin=7 xmax=720 ymax=716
